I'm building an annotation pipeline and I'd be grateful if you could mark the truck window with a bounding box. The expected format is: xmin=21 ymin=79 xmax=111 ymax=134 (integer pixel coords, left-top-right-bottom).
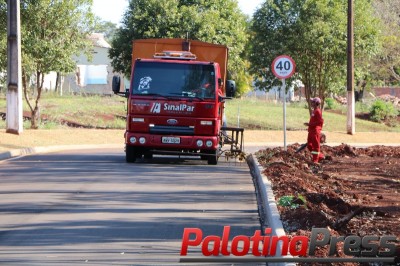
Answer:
xmin=131 ymin=61 xmax=216 ymax=99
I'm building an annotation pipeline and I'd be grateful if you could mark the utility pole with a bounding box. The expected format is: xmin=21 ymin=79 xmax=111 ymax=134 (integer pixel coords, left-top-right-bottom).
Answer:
xmin=6 ymin=0 xmax=23 ymax=135
xmin=346 ymin=0 xmax=355 ymax=135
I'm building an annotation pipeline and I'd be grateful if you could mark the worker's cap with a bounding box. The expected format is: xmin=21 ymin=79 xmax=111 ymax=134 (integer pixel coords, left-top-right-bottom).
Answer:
xmin=311 ymin=97 xmax=321 ymax=104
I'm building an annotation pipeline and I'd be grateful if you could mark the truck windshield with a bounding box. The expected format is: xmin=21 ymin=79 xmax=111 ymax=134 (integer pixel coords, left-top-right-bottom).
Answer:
xmin=132 ymin=61 xmax=216 ymax=99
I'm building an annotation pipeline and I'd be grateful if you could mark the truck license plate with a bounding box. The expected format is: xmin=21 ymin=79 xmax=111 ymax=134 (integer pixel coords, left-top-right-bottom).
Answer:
xmin=162 ymin=137 xmax=181 ymax=144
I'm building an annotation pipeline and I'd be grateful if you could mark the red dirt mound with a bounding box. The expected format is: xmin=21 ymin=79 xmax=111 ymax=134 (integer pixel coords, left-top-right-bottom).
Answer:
xmin=256 ymin=144 xmax=399 ymax=265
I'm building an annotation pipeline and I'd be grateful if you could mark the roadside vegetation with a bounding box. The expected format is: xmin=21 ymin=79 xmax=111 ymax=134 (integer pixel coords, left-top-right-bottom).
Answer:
xmin=226 ymin=98 xmax=400 ymax=132
xmin=1 ymin=93 xmax=398 ymax=132
xmin=0 ymin=93 xmax=126 ymax=130
xmin=1 ymin=0 xmax=399 ymax=129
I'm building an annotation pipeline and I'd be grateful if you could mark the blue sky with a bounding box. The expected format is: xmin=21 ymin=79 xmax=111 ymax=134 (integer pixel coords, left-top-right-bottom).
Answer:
xmin=92 ymin=0 xmax=263 ymax=24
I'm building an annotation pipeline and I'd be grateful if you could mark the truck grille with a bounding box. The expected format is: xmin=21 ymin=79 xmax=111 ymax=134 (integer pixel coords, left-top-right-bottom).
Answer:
xmin=149 ymin=125 xmax=195 ymax=135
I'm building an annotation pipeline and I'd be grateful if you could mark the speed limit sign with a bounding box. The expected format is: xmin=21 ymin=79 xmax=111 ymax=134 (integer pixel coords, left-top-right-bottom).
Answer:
xmin=271 ymin=55 xmax=296 ymax=151
xmin=271 ymin=55 xmax=296 ymax=79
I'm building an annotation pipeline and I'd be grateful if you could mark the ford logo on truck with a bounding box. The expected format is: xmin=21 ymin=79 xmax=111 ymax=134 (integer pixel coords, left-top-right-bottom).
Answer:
xmin=167 ymin=119 xmax=178 ymax=125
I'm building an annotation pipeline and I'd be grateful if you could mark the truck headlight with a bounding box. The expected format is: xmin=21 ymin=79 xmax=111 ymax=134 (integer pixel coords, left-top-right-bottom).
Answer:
xmin=139 ymin=137 xmax=146 ymax=144
xmin=130 ymin=137 xmax=137 ymax=144
xmin=206 ymin=140 xmax=213 ymax=147
xmin=196 ymin=140 xmax=204 ymax=147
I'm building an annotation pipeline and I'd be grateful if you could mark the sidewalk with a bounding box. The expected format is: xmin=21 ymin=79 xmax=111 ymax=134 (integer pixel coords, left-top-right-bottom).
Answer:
xmin=1 ymin=129 xmax=399 ymax=160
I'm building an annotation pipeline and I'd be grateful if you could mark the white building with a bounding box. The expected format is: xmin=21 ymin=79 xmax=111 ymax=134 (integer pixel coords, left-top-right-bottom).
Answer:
xmin=62 ymin=33 xmax=115 ymax=95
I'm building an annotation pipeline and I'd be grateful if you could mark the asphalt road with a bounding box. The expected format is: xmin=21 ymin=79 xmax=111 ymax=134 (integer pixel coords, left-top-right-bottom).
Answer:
xmin=0 ymin=148 xmax=262 ymax=265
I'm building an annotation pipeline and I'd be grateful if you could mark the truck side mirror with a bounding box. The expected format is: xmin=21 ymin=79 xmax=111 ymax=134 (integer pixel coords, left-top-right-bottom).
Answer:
xmin=226 ymin=80 xmax=236 ymax=98
xmin=218 ymin=78 xmax=224 ymax=87
xmin=112 ymin=75 xmax=121 ymax=94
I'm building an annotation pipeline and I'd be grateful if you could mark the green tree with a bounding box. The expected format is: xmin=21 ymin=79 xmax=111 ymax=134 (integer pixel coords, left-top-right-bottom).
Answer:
xmin=234 ymin=61 xmax=253 ymax=97
xmin=0 ymin=0 xmax=95 ymax=128
xmin=249 ymin=0 xmax=380 ymax=112
xmin=109 ymin=0 xmax=248 ymax=82
xmin=92 ymin=18 xmax=118 ymax=42
xmin=353 ymin=0 xmax=385 ymax=101
xmin=370 ymin=0 xmax=400 ymax=85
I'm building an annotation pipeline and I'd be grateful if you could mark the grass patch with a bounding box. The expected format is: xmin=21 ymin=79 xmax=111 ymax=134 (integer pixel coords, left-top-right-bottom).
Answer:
xmin=225 ymin=98 xmax=400 ymax=132
xmin=1 ymin=93 xmax=398 ymax=132
xmin=0 ymin=93 xmax=127 ymax=130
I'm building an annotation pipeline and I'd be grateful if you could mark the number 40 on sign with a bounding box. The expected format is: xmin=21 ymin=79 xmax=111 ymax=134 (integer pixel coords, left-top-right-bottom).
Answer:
xmin=271 ymin=55 xmax=296 ymax=80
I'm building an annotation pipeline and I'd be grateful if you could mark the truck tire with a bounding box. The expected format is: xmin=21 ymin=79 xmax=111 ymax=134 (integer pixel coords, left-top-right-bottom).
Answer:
xmin=207 ymin=150 xmax=218 ymax=165
xmin=126 ymin=146 xmax=140 ymax=163
xmin=200 ymin=150 xmax=208 ymax=160
xmin=143 ymin=151 xmax=153 ymax=160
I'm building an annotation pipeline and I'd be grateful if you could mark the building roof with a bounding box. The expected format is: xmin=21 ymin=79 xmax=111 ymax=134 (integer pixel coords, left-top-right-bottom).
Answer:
xmin=89 ymin=33 xmax=111 ymax=49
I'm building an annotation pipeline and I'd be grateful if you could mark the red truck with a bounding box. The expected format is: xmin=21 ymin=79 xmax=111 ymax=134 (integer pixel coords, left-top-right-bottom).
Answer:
xmin=113 ymin=38 xmax=243 ymax=164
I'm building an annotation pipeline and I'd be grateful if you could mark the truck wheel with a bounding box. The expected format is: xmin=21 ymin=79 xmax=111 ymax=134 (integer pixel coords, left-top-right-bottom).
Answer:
xmin=200 ymin=150 xmax=208 ymax=160
xmin=126 ymin=146 xmax=139 ymax=163
xmin=207 ymin=150 xmax=218 ymax=165
xmin=144 ymin=151 xmax=153 ymax=160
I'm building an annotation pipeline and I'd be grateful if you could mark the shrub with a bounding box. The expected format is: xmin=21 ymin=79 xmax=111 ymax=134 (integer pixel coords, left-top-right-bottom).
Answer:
xmin=324 ymin=98 xmax=336 ymax=110
xmin=369 ymin=100 xmax=398 ymax=123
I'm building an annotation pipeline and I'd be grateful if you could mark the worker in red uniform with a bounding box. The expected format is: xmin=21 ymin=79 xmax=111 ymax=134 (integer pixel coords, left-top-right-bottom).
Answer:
xmin=304 ymin=97 xmax=324 ymax=163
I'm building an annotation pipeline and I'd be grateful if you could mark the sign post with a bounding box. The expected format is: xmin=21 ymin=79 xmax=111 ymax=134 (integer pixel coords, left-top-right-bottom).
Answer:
xmin=271 ymin=55 xmax=296 ymax=151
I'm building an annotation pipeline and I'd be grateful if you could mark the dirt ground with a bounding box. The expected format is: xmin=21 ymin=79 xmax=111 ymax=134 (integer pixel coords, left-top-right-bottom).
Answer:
xmin=256 ymin=144 xmax=400 ymax=265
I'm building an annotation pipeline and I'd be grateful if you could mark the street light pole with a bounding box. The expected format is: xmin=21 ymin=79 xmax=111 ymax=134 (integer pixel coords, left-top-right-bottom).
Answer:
xmin=346 ymin=0 xmax=355 ymax=135
xmin=6 ymin=0 xmax=23 ymax=135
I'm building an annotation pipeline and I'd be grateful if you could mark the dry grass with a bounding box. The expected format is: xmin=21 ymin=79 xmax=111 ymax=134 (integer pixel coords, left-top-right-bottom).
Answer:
xmin=1 ymin=129 xmax=399 ymax=154
xmin=0 ymin=129 xmax=124 ymax=153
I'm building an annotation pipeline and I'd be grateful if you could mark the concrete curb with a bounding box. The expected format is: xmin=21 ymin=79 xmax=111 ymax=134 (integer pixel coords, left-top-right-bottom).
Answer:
xmin=0 ymin=144 xmax=122 ymax=161
xmin=247 ymin=154 xmax=296 ymax=266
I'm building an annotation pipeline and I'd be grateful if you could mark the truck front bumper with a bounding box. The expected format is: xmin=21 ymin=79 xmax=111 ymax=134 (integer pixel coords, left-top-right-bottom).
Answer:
xmin=125 ymin=132 xmax=219 ymax=150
